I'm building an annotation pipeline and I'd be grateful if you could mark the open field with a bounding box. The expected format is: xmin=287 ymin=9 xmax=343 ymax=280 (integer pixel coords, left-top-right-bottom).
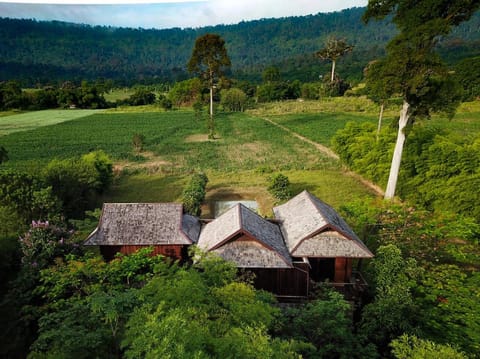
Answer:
xmin=3 ymin=99 xmax=477 ymax=214
xmin=0 ymin=110 xmax=340 ymax=172
xmin=251 ymin=99 xmax=480 ymax=145
xmin=0 ymin=109 xmax=103 ymax=136
xmin=0 ymin=106 xmax=379 ymax=212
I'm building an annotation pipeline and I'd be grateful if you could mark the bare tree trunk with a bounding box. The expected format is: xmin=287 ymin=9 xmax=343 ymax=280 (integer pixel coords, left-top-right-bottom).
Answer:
xmin=384 ymin=100 xmax=410 ymax=200
xmin=209 ymin=85 xmax=214 ymax=139
xmin=376 ymin=102 xmax=384 ymax=141
xmin=330 ymin=59 xmax=336 ymax=82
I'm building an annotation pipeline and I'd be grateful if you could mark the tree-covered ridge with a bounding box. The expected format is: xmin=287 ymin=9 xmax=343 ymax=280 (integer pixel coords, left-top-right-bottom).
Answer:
xmin=1 ymin=7 xmax=479 ymax=85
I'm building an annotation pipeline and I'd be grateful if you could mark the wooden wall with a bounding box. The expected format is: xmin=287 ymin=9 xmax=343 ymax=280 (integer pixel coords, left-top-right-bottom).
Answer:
xmin=248 ymin=262 xmax=309 ymax=298
xmin=100 ymin=244 xmax=185 ymax=262
xmin=334 ymin=257 xmax=353 ymax=283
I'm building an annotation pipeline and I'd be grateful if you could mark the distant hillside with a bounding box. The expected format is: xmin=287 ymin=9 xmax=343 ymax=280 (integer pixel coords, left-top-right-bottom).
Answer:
xmin=1 ymin=7 xmax=479 ymax=85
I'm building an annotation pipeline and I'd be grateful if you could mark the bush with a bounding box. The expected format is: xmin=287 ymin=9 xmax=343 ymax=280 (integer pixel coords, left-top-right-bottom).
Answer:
xmin=220 ymin=88 xmax=247 ymax=112
xmin=301 ymin=82 xmax=322 ymax=100
xmin=127 ymin=88 xmax=156 ymax=106
xmin=132 ymin=133 xmax=145 ymax=153
xmin=268 ymin=173 xmax=291 ymax=201
xmin=168 ymin=78 xmax=202 ymax=107
xmin=157 ymin=93 xmax=173 ymax=110
xmin=182 ymin=173 xmax=209 ymax=216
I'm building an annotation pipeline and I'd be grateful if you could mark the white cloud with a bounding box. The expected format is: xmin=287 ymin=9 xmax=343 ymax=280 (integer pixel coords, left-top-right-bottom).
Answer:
xmin=1 ymin=0 xmax=205 ymax=3
xmin=0 ymin=0 xmax=368 ymax=29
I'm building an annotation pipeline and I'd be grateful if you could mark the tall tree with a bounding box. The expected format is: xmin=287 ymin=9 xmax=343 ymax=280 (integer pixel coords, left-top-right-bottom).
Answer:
xmin=363 ymin=0 xmax=479 ymax=200
xmin=364 ymin=60 xmax=394 ymax=140
xmin=188 ymin=34 xmax=231 ymax=139
xmin=316 ymin=37 xmax=353 ymax=82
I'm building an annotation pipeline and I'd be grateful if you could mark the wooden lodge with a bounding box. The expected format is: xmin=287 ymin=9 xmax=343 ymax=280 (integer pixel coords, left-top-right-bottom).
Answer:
xmin=84 ymin=203 xmax=201 ymax=261
xmin=85 ymin=191 xmax=373 ymax=299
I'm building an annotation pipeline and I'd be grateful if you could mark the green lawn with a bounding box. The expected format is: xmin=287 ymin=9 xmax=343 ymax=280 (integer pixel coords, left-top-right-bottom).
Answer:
xmin=0 ymin=109 xmax=103 ymax=136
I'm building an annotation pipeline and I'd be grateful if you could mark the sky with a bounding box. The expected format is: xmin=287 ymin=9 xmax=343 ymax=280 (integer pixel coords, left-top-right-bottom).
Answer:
xmin=0 ymin=0 xmax=369 ymax=29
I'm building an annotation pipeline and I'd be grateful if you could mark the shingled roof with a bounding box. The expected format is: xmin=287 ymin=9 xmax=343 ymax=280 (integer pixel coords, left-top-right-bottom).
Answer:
xmin=85 ymin=203 xmax=200 ymax=246
xmin=197 ymin=204 xmax=292 ymax=268
xmin=273 ymin=191 xmax=373 ymax=258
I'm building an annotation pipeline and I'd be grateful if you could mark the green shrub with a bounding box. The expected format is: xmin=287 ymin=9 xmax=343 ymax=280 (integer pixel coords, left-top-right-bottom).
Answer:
xmin=182 ymin=173 xmax=209 ymax=216
xmin=127 ymin=88 xmax=156 ymax=106
xmin=268 ymin=173 xmax=291 ymax=201
xmin=157 ymin=93 xmax=173 ymax=110
xmin=220 ymin=88 xmax=248 ymax=112
xmin=132 ymin=133 xmax=145 ymax=153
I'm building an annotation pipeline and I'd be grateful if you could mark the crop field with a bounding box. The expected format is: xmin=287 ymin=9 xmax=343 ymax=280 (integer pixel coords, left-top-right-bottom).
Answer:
xmin=0 ymin=109 xmax=103 ymax=136
xmin=1 ymin=110 xmax=340 ymax=172
xmin=2 ymin=100 xmax=478 ymax=214
xmin=0 ymin=108 xmax=379 ymax=214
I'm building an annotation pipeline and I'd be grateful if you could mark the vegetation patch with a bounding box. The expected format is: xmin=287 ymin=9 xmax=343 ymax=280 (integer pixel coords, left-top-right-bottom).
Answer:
xmin=0 ymin=109 xmax=103 ymax=136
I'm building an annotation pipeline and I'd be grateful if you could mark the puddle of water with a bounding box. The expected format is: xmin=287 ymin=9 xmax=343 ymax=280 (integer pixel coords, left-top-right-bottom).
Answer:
xmin=214 ymin=200 xmax=258 ymax=217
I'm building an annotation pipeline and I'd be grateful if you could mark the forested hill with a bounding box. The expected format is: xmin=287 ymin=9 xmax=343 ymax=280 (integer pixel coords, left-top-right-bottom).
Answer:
xmin=1 ymin=7 xmax=479 ymax=85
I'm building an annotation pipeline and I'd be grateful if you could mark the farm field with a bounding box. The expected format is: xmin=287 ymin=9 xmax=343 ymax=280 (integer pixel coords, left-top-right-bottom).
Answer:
xmin=0 ymin=109 xmax=103 ymax=136
xmin=2 ymin=99 xmax=477 ymax=215
xmin=0 ymin=106 xmax=380 ymax=214
xmin=251 ymin=99 xmax=480 ymax=145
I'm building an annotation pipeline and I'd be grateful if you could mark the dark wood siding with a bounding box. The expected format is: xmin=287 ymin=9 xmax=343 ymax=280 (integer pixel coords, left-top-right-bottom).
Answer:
xmin=334 ymin=257 xmax=353 ymax=283
xmin=248 ymin=263 xmax=309 ymax=298
xmin=100 ymin=245 xmax=185 ymax=261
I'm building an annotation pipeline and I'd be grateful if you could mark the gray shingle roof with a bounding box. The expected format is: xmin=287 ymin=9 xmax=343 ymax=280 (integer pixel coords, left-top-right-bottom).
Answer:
xmin=197 ymin=204 xmax=292 ymax=268
xmin=85 ymin=203 xmax=199 ymax=246
xmin=273 ymin=191 xmax=373 ymax=258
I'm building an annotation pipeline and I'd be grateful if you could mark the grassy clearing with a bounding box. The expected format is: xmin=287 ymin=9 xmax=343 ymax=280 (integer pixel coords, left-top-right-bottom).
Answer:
xmin=248 ymin=97 xmax=400 ymax=117
xmin=1 ymin=107 xmax=380 ymax=213
xmin=102 ymin=168 xmax=377 ymax=218
xmin=429 ymin=101 xmax=480 ymax=137
xmin=0 ymin=109 xmax=336 ymax=172
xmin=104 ymin=88 xmax=135 ymax=102
xmin=265 ymin=112 xmax=383 ymax=146
xmin=0 ymin=109 xmax=103 ymax=136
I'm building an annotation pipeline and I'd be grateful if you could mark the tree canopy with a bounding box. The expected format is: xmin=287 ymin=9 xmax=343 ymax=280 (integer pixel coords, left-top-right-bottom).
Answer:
xmin=363 ymin=0 xmax=480 ymax=199
xmin=188 ymin=33 xmax=231 ymax=139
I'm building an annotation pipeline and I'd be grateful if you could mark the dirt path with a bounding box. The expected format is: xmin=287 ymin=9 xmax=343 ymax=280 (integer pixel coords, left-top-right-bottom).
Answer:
xmin=262 ymin=117 xmax=385 ymax=197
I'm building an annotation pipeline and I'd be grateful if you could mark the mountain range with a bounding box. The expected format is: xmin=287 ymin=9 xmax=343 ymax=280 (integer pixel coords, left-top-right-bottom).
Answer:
xmin=1 ymin=7 xmax=479 ymax=86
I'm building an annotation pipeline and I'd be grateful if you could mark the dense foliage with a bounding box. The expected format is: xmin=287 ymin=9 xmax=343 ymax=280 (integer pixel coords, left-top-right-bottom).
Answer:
xmin=1 ymin=7 xmax=479 ymax=85
xmin=0 ymin=150 xmax=113 ymax=225
xmin=182 ymin=172 xmax=209 ymax=216
xmin=340 ymin=199 xmax=480 ymax=357
xmin=0 ymin=80 xmax=110 ymax=110
xmin=267 ymin=173 xmax=292 ymax=201
xmin=332 ymin=122 xmax=480 ymax=221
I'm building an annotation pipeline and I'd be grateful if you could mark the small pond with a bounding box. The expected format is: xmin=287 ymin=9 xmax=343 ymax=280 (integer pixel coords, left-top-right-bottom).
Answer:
xmin=214 ymin=200 xmax=259 ymax=217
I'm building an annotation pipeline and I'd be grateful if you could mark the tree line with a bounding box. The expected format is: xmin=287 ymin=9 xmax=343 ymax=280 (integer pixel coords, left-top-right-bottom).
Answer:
xmin=1 ymin=7 xmax=479 ymax=85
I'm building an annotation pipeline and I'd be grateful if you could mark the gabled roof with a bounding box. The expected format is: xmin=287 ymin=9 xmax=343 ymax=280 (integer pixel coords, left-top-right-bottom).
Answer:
xmin=273 ymin=191 xmax=373 ymax=258
xmin=197 ymin=204 xmax=292 ymax=268
xmin=85 ymin=203 xmax=199 ymax=246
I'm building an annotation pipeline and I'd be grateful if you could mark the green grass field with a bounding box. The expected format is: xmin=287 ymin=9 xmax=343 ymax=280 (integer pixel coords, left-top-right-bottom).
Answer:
xmin=0 ymin=106 xmax=379 ymax=213
xmin=0 ymin=109 xmax=103 ymax=136
xmin=2 ymin=98 xmax=478 ymax=213
xmin=1 ymin=110 xmax=340 ymax=172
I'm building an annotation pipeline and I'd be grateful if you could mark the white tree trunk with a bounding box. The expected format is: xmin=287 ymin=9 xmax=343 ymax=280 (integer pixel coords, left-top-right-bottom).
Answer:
xmin=209 ymin=85 xmax=214 ymax=138
xmin=376 ymin=102 xmax=384 ymax=141
xmin=330 ymin=59 xmax=336 ymax=82
xmin=384 ymin=100 xmax=410 ymax=200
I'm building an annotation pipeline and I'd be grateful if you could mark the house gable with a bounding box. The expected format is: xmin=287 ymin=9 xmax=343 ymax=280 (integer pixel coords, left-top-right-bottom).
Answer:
xmin=198 ymin=204 xmax=292 ymax=268
xmin=274 ymin=191 xmax=373 ymax=259
xmin=292 ymin=230 xmax=373 ymax=258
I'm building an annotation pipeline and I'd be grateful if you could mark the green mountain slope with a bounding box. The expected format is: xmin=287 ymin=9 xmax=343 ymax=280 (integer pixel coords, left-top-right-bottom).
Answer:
xmin=1 ymin=7 xmax=479 ymax=85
